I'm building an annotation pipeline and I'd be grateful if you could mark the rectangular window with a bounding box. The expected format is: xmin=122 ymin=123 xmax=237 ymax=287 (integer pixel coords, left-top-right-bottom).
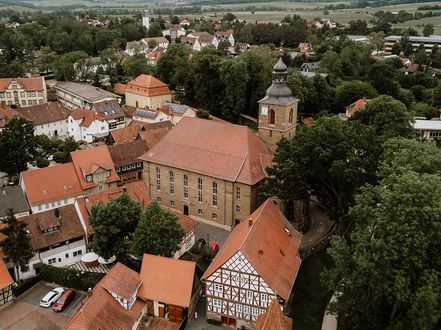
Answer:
xmin=86 ymin=175 xmax=93 ymax=182
xmin=214 ymin=283 xmax=223 ymax=293
xmin=38 ymin=205 xmax=42 ymax=211
xmin=73 ymin=250 xmax=82 ymax=257
xmin=212 ymin=213 xmax=218 ymax=220
xmin=212 ymin=182 xmax=217 ymax=207
xmin=252 ymin=307 xmax=259 ymax=316
xmin=246 ymin=290 xmax=253 ymax=299
xmin=21 ymin=100 xmax=26 ymax=106
xmin=169 ymin=171 xmax=174 ymax=195
xmin=20 ymin=91 xmax=25 ymax=97
xmin=198 ymin=178 xmax=202 ymax=202
xmin=39 ymin=99 xmax=43 ymax=104
xmin=213 ymin=299 xmax=221 ymax=308
xmin=261 ymin=293 xmax=268 ymax=303
xmin=198 ymin=209 xmax=203 ymax=215
xmin=236 ymin=304 xmax=243 ymax=313
xmin=170 ymin=200 xmax=175 ymax=207
xmin=65 ymin=253 xmax=69 ymax=259
xmin=243 ymin=305 xmax=250 ymax=316
xmin=236 ymin=187 xmax=240 ymax=199
xmin=236 ymin=205 xmax=241 ymax=213
xmin=48 ymin=258 xmax=56 ymax=264
xmin=183 ymin=175 xmax=188 ymax=199
xmin=6 ymin=92 xmax=11 ymax=98
xmin=157 ymin=197 xmax=162 ymax=203
xmin=156 ymin=167 xmax=161 ymax=191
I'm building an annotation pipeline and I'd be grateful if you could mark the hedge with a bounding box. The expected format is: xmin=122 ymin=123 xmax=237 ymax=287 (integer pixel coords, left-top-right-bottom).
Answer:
xmin=37 ymin=263 xmax=105 ymax=291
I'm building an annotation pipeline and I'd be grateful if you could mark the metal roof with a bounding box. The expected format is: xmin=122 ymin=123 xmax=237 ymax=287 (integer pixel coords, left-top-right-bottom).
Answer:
xmin=413 ymin=119 xmax=441 ymax=130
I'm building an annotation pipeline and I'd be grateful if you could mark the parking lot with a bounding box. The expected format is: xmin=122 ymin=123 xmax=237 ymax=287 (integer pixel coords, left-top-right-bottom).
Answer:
xmin=0 ymin=282 xmax=86 ymax=330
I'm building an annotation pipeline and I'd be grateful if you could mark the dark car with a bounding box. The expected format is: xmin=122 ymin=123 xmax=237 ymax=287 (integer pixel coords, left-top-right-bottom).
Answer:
xmin=52 ymin=288 xmax=75 ymax=312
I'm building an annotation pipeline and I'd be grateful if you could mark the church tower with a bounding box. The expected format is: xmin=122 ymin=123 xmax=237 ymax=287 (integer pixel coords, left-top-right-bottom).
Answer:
xmin=142 ymin=10 xmax=150 ymax=30
xmin=258 ymin=58 xmax=298 ymax=153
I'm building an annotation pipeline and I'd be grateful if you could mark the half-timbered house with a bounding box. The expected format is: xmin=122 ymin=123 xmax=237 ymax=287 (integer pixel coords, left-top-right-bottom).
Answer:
xmin=0 ymin=258 xmax=14 ymax=307
xmin=202 ymin=198 xmax=303 ymax=328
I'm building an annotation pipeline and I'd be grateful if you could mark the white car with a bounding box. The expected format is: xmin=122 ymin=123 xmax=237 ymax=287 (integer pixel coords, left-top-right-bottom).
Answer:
xmin=40 ymin=287 xmax=65 ymax=308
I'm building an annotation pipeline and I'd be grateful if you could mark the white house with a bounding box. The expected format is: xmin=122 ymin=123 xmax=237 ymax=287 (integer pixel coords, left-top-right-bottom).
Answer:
xmin=414 ymin=119 xmax=441 ymax=140
xmin=215 ymin=31 xmax=235 ymax=46
xmin=187 ymin=32 xmax=219 ymax=49
xmin=132 ymin=108 xmax=169 ymax=124
xmin=162 ymin=27 xmax=186 ymax=40
xmin=16 ymin=102 xmax=70 ymax=138
xmin=202 ymin=198 xmax=303 ymax=328
xmin=19 ymin=205 xmax=87 ymax=280
xmin=181 ymin=36 xmax=202 ymax=52
xmin=142 ymin=37 xmax=169 ymax=49
xmin=67 ymin=108 xmax=109 ymax=143
xmin=0 ymin=77 xmax=47 ymax=107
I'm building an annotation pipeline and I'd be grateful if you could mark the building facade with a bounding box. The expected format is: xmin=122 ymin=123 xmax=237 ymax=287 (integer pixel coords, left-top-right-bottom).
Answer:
xmin=0 ymin=77 xmax=47 ymax=107
xmin=125 ymin=74 xmax=172 ymax=109
xmin=385 ymin=35 xmax=441 ymax=54
xmin=0 ymin=259 xmax=14 ymax=307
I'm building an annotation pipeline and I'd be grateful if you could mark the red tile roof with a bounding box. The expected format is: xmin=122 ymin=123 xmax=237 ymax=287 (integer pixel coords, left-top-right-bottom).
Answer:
xmin=109 ymin=126 xmax=141 ymax=145
xmin=0 ymin=258 xmax=13 ymax=289
xmin=346 ymin=97 xmax=368 ymax=116
xmin=101 ymin=263 xmax=142 ymax=300
xmin=21 ymin=163 xmax=83 ymax=206
xmin=0 ymin=77 xmax=45 ymax=92
xmin=69 ymin=108 xmax=100 ymax=128
xmin=256 ymin=299 xmax=293 ymax=330
xmin=114 ymin=83 xmax=128 ymax=95
xmin=16 ymin=102 xmax=70 ymax=125
xmin=126 ymin=75 xmax=171 ymax=97
xmin=202 ymin=198 xmax=303 ymax=300
xmin=0 ymin=103 xmax=27 ymax=128
xmin=108 ymin=140 xmax=149 ymax=168
xmin=138 ymin=254 xmax=196 ymax=307
xmin=64 ymin=263 xmax=144 ymax=330
xmin=70 ymin=145 xmax=119 ymax=190
xmin=139 ymin=117 xmax=272 ymax=185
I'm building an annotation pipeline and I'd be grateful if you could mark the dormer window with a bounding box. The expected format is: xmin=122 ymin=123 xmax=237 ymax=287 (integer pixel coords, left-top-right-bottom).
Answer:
xmin=86 ymin=175 xmax=93 ymax=182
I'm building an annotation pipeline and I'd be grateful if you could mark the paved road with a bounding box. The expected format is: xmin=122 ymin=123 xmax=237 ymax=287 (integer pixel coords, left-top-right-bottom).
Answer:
xmin=186 ymin=297 xmax=230 ymax=330
xmin=194 ymin=222 xmax=230 ymax=247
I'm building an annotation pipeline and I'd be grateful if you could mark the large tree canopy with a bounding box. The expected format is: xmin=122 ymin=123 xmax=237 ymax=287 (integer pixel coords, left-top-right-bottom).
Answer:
xmin=323 ymin=138 xmax=441 ymax=329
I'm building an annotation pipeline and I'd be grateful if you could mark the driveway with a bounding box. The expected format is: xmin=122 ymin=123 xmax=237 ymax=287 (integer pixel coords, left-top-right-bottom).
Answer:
xmin=194 ymin=222 xmax=230 ymax=247
xmin=186 ymin=296 xmax=231 ymax=330
xmin=0 ymin=282 xmax=86 ymax=330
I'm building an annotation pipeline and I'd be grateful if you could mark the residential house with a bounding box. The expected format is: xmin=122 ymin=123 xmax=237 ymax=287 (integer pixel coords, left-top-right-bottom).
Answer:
xmin=139 ymin=117 xmax=273 ymax=230
xmin=339 ymin=97 xmax=369 ymax=120
xmin=298 ymin=42 xmax=311 ymax=55
xmin=135 ymin=121 xmax=173 ymax=147
xmin=74 ymin=181 xmax=151 ymax=239
xmin=0 ymin=102 xmax=25 ymax=130
xmin=0 ymin=259 xmax=14 ymax=307
xmin=142 ymin=37 xmax=170 ymax=49
xmin=64 ymin=262 xmax=145 ymax=330
xmin=188 ymin=32 xmax=219 ymax=49
xmin=146 ymin=47 xmax=167 ymax=66
xmin=16 ymin=102 xmax=71 ymax=138
xmin=160 ymin=102 xmax=197 ymax=124
xmin=0 ymin=77 xmax=47 ymax=107
xmin=138 ymin=254 xmax=200 ymax=323
xmin=107 ymin=125 xmax=142 ymax=145
xmin=215 ymin=31 xmax=235 ymax=46
xmin=20 ymin=163 xmax=84 ymax=213
xmin=180 ymin=36 xmax=202 ymax=52
xmin=124 ymin=74 xmax=172 ymax=109
xmin=399 ymin=63 xmax=426 ymax=75
xmin=307 ymin=19 xmax=323 ymax=28
xmin=162 ymin=27 xmax=186 ymax=40
xmin=125 ymin=40 xmax=149 ymax=56
xmin=300 ymin=61 xmax=320 ymax=73
xmin=19 ymin=205 xmax=87 ymax=280
xmin=180 ymin=19 xmax=191 ymax=27
xmin=108 ymin=140 xmax=149 ymax=184
xmin=70 ymin=145 xmax=119 ymax=195
xmin=255 ymin=299 xmax=293 ymax=330
xmin=67 ymin=108 xmax=109 ymax=143
xmin=202 ymin=198 xmax=303 ymax=328
xmin=0 ymin=185 xmax=30 ymax=219
xmin=132 ymin=108 xmax=169 ymax=123
xmin=55 ymin=81 xmax=121 ymax=110
xmin=347 ymin=35 xmax=370 ymax=43
xmin=322 ymin=18 xmax=337 ymax=28
xmin=90 ymin=99 xmax=125 ymax=130
xmin=172 ymin=212 xmax=197 ymax=259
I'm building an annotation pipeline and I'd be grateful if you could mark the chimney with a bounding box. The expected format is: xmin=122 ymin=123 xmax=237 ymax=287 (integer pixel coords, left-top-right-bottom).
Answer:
xmin=122 ymin=186 xmax=126 ymax=192
xmin=248 ymin=218 xmax=253 ymax=226
xmin=88 ymin=288 xmax=92 ymax=297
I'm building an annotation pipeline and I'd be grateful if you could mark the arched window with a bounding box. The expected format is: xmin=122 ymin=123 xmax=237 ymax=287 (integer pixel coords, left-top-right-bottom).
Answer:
xmin=289 ymin=109 xmax=293 ymax=124
xmin=269 ymin=109 xmax=275 ymax=125
xmin=198 ymin=178 xmax=203 ymax=203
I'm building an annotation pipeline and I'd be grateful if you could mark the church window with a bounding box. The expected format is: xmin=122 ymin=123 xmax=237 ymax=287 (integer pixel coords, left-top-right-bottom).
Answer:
xmin=212 ymin=182 xmax=218 ymax=207
xmin=169 ymin=171 xmax=174 ymax=195
xmin=198 ymin=178 xmax=203 ymax=202
xmin=236 ymin=187 xmax=240 ymax=199
xmin=289 ymin=108 xmax=293 ymax=124
xmin=269 ymin=109 xmax=275 ymax=125
xmin=156 ymin=167 xmax=161 ymax=191
xmin=183 ymin=175 xmax=188 ymax=199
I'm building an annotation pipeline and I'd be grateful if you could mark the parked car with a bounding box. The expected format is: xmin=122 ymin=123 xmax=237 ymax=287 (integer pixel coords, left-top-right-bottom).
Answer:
xmin=52 ymin=288 xmax=75 ymax=312
xmin=40 ymin=287 xmax=65 ymax=308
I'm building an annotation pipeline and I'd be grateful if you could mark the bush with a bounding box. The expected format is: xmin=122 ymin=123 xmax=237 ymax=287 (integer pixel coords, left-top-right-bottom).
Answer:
xmin=207 ymin=318 xmax=222 ymax=326
xmin=37 ymin=263 xmax=104 ymax=291
xmin=53 ymin=151 xmax=69 ymax=163
xmin=36 ymin=157 xmax=50 ymax=168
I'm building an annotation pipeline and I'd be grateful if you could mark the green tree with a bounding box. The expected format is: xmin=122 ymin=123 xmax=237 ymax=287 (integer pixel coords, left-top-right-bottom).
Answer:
xmin=36 ymin=157 xmax=50 ymax=168
xmin=147 ymin=22 xmax=163 ymax=38
xmin=367 ymin=61 xmax=400 ymax=97
xmin=53 ymin=51 xmax=88 ymax=81
xmin=0 ymin=117 xmax=36 ymax=176
xmin=423 ymin=23 xmax=435 ymax=37
xmin=391 ymin=42 xmax=401 ymax=56
xmin=334 ymin=80 xmax=378 ymax=111
xmin=0 ymin=209 xmax=33 ymax=281
xmin=156 ymin=43 xmax=191 ymax=89
xmin=132 ymin=200 xmax=185 ymax=257
xmin=123 ymin=55 xmax=151 ymax=77
xmin=89 ymin=193 xmax=141 ymax=260
xmin=369 ymin=31 xmax=385 ymax=55
xmin=323 ymin=138 xmax=441 ymax=329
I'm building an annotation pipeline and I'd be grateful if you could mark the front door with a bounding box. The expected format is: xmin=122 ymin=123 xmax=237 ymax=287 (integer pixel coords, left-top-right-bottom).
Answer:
xmin=183 ymin=204 xmax=189 ymax=216
xmin=159 ymin=305 xmax=165 ymax=318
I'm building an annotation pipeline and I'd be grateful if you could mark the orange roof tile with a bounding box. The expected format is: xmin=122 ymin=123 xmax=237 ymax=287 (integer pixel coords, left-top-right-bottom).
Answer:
xmin=114 ymin=83 xmax=128 ymax=95
xmin=0 ymin=103 xmax=28 ymax=128
xmin=16 ymin=102 xmax=70 ymax=125
xmin=174 ymin=211 xmax=198 ymax=234
xmin=69 ymin=108 xmax=100 ymax=128
xmin=126 ymin=75 xmax=171 ymax=97
xmin=0 ymin=258 xmax=13 ymax=289
xmin=109 ymin=126 xmax=141 ymax=145
xmin=346 ymin=97 xmax=368 ymax=116
xmin=21 ymin=163 xmax=83 ymax=206
xmin=70 ymin=145 xmax=119 ymax=190
xmin=202 ymin=198 xmax=303 ymax=300
xmin=138 ymin=254 xmax=196 ymax=307
xmin=139 ymin=117 xmax=272 ymax=185
xmin=0 ymin=77 xmax=45 ymax=92
xmin=64 ymin=263 xmax=144 ymax=330
xmin=256 ymin=299 xmax=293 ymax=330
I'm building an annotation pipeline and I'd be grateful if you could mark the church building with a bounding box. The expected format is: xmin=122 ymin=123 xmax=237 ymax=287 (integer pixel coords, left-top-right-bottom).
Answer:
xmin=140 ymin=58 xmax=297 ymax=230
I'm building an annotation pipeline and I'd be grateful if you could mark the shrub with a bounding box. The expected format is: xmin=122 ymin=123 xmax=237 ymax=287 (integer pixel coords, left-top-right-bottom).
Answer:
xmin=36 ymin=157 xmax=50 ymax=168
xmin=207 ymin=318 xmax=222 ymax=326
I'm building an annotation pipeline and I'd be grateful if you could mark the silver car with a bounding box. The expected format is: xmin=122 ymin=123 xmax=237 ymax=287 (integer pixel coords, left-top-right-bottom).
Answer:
xmin=40 ymin=287 xmax=65 ymax=308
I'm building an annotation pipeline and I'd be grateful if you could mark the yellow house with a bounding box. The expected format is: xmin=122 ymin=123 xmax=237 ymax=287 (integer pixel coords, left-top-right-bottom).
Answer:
xmin=125 ymin=74 xmax=172 ymax=109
